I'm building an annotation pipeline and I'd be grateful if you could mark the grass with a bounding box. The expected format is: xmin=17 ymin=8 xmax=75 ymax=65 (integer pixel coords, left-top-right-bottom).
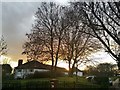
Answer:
xmin=3 ymin=76 xmax=87 ymax=83
xmin=2 ymin=76 xmax=102 ymax=89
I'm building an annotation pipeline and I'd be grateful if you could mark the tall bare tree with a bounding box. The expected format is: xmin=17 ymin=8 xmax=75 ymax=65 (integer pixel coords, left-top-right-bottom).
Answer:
xmin=23 ymin=2 xmax=102 ymax=74
xmin=71 ymin=2 xmax=120 ymax=69
xmin=61 ymin=6 xmax=101 ymax=75
xmin=23 ymin=2 xmax=70 ymax=71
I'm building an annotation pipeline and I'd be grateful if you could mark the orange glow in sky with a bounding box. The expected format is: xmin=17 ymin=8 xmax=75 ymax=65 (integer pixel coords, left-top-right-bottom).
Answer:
xmin=0 ymin=55 xmax=17 ymax=68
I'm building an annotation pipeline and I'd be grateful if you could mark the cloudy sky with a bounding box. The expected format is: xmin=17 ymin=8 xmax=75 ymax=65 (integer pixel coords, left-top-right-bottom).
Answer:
xmin=1 ymin=1 xmax=70 ymax=67
xmin=2 ymin=1 xmax=68 ymax=59
xmin=2 ymin=2 xmax=41 ymax=61
xmin=1 ymin=0 xmax=116 ymax=69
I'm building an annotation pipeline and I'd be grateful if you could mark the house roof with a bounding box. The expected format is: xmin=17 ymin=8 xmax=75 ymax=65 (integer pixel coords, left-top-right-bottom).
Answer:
xmin=15 ymin=60 xmax=67 ymax=72
xmin=15 ymin=60 xmax=49 ymax=69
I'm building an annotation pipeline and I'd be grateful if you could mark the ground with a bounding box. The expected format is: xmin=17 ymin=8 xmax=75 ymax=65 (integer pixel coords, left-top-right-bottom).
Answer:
xmin=2 ymin=76 xmax=105 ymax=89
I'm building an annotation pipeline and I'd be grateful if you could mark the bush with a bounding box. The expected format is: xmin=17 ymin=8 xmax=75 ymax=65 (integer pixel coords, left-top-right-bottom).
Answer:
xmin=2 ymin=74 xmax=14 ymax=80
xmin=2 ymin=82 xmax=21 ymax=90
xmin=26 ymin=71 xmax=65 ymax=79
xmin=26 ymin=71 xmax=51 ymax=79
xmin=54 ymin=71 xmax=65 ymax=77
xmin=94 ymin=77 xmax=109 ymax=87
xmin=26 ymin=81 xmax=50 ymax=89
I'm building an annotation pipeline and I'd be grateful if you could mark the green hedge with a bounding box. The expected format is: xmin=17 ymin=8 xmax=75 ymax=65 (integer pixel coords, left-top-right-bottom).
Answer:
xmin=26 ymin=71 xmax=65 ymax=79
xmin=26 ymin=71 xmax=51 ymax=78
xmin=26 ymin=81 xmax=50 ymax=89
xmin=94 ymin=77 xmax=109 ymax=88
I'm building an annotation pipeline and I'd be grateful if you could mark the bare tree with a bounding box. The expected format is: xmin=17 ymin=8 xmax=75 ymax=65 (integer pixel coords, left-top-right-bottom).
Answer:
xmin=61 ymin=5 xmax=101 ymax=76
xmin=62 ymin=26 xmax=101 ymax=75
xmin=71 ymin=2 xmax=120 ymax=69
xmin=23 ymin=2 xmax=70 ymax=71
xmin=23 ymin=2 xmax=102 ymax=75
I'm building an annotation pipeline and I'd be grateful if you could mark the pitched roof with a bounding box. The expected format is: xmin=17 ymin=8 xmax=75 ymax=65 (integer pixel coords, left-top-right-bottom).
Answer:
xmin=15 ymin=60 xmax=49 ymax=69
xmin=15 ymin=60 xmax=67 ymax=72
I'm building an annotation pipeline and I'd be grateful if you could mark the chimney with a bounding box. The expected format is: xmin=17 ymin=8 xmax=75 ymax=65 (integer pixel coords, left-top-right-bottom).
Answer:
xmin=18 ymin=59 xmax=23 ymax=66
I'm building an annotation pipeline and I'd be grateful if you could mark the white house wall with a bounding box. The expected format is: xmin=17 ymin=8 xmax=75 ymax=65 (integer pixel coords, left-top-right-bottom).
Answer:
xmin=14 ymin=69 xmax=24 ymax=79
xmin=34 ymin=69 xmax=50 ymax=72
xmin=64 ymin=71 xmax=83 ymax=76
xmin=14 ymin=69 xmax=50 ymax=79
xmin=73 ymin=72 xmax=83 ymax=76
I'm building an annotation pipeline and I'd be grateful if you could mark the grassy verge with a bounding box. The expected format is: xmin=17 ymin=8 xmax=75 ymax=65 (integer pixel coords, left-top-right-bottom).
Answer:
xmin=2 ymin=76 xmax=102 ymax=89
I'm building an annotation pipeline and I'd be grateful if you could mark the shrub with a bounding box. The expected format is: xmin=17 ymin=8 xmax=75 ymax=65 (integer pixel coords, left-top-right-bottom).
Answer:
xmin=26 ymin=81 xmax=50 ymax=89
xmin=54 ymin=71 xmax=65 ymax=77
xmin=2 ymin=82 xmax=21 ymax=89
xmin=26 ymin=71 xmax=65 ymax=79
xmin=26 ymin=71 xmax=51 ymax=79
xmin=94 ymin=77 xmax=109 ymax=87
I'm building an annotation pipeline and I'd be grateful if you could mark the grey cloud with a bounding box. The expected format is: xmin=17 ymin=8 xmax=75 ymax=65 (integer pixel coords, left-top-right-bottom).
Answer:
xmin=2 ymin=1 xmax=69 ymax=61
xmin=2 ymin=2 xmax=39 ymax=37
xmin=2 ymin=2 xmax=40 ymax=61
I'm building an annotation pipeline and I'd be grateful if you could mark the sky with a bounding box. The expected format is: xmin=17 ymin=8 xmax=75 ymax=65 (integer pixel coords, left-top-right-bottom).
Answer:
xmin=1 ymin=0 xmax=70 ymax=68
xmin=2 ymin=2 xmax=40 ymax=62
xmin=1 ymin=0 xmax=117 ymax=70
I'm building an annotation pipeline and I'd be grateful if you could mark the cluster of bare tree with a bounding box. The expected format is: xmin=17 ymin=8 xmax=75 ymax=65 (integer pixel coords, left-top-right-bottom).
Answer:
xmin=23 ymin=1 xmax=120 ymax=75
xmin=73 ymin=2 xmax=120 ymax=69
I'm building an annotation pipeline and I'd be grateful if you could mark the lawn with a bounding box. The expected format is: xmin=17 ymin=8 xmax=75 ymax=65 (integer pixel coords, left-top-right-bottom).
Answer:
xmin=2 ymin=76 xmax=102 ymax=89
xmin=3 ymin=76 xmax=92 ymax=85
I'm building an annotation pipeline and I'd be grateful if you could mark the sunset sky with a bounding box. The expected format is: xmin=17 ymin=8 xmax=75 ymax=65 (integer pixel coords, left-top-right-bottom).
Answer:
xmin=1 ymin=0 xmax=117 ymax=70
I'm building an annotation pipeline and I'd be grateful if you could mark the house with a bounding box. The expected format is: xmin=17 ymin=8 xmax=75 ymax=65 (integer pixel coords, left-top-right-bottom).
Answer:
xmin=14 ymin=59 xmax=67 ymax=79
xmin=73 ymin=69 xmax=84 ymax=76
xmin=64 ymin=68 xmax=83 ymax=76
xmin=14 ymin=60 xmax=50 ymax=79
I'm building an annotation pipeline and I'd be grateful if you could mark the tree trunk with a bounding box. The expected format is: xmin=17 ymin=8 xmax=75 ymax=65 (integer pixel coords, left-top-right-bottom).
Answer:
xmin=69 ymin=60 xmax=76 ymax=76
xmin=55 ymin=37 xmax=61 ymax=71
xmin=50 ymin=26 xmax=54 ymax=72
xmin=68 ymin=58 xmax=71 ymax=76
xmin=118 ymin=54 xmax=120 ymax=70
